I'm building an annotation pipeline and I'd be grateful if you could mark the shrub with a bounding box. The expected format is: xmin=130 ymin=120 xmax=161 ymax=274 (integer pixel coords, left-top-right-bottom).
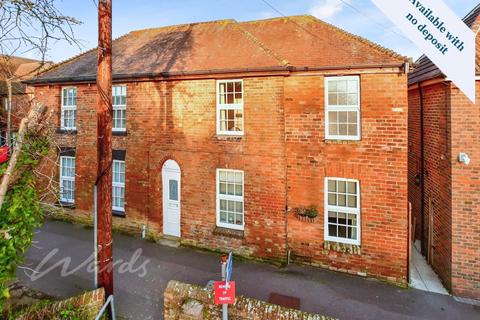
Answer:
xmin=0 ymin=135 xmax=49 ymax=313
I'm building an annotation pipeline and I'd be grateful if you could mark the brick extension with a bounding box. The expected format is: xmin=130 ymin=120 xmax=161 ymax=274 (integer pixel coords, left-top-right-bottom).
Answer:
xmin=408 ymin=4 xmax=480 ymax=300
xmin=30 ymin=16 xmax=410 ymax=285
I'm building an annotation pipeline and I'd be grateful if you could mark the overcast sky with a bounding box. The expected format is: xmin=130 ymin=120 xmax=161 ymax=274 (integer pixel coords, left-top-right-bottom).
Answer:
xmin=30 ymin=0 xmax=479 ymax=63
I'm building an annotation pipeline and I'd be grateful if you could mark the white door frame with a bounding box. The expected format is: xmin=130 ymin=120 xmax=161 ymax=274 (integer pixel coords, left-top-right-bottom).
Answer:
xmin=162 ymin=160 xmax=181 ymax=237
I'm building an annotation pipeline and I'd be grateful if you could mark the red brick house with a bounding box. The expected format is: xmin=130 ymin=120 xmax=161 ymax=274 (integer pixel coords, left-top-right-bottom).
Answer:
xmin=29 ymin=16 xmax=411 ymax=285
xmin=408 ymin=5 xmax=480 ymax=299
xmin=0 ymin=56 xmax=46 ymax=145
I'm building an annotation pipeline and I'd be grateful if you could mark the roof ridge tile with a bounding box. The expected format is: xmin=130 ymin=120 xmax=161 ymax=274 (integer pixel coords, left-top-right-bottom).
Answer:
xmin=129 ymin=19 xmax=237 ymax=34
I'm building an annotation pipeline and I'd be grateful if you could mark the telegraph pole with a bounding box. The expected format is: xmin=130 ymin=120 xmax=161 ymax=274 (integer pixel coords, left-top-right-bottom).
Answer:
xmin=96 ymin=0 xmax=113 ymax=298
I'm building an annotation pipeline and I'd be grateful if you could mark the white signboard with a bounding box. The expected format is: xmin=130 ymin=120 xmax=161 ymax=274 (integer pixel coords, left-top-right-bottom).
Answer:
xmin=371 ymin=0 xmax=475 ymax=103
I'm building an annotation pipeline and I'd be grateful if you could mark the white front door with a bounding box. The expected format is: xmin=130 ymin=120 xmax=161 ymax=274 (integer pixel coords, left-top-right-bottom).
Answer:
xmin=162 ymin=160 xmax=181 ymax=237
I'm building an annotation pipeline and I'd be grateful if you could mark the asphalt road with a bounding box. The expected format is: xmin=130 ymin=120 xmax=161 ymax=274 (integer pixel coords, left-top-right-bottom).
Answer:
xmin=17 ymin=220 xmax=480 ymax=320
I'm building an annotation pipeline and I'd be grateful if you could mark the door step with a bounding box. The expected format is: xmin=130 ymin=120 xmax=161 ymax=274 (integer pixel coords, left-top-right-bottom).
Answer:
xmin=158 ymin=236 xmax=180 ymax=248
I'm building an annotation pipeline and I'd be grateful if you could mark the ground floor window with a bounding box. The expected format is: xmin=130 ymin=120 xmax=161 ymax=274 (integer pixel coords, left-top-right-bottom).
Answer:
xmin=59 ymin=156 xmax=75 ymax=204
xmin=112 ymin=159 xmax=125 ymax=213
xmin=324 ymin=177 xmax=360 ymax=245
xmin=217 ymin=169 xmax=244 ymax=230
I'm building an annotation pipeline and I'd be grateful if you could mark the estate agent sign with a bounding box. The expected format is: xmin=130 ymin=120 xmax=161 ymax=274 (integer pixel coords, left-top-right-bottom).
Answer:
xmin=372 ymin=0 xmax=476 ymax=103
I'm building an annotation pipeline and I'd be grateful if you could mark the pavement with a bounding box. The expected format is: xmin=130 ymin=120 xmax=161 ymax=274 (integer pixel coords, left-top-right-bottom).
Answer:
xmin=17 ymin=220 xmax=480 ymax=320
xmin=410 ymin=242 xmax=449 ymax=295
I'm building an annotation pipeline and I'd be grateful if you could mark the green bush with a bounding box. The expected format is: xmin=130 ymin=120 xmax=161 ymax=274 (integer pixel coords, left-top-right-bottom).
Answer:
xmin=0 ymin=135 xmax=50 ymax=313
xmin=6 ymin=300 xmax=86 ymax=320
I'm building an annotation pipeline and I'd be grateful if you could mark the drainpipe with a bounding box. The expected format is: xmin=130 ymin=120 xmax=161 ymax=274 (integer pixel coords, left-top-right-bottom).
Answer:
xmin=418 ymin=81 xmax=426 ymax=256
xmin=283 ymin=81 xmax=290 ymax=265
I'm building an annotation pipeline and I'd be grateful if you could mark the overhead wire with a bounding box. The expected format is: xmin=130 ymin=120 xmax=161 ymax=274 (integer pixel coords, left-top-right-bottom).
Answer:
xmin=260 ymin=0 xmax=414 ymax=45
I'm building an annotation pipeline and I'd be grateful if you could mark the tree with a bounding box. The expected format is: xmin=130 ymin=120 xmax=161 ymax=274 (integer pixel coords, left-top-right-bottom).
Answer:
xmin=0 ymin=0 xmax=82 ymax=146
xmin=0 ymin=0 xmax=81 ymax=61
xmin=0 ymin=0 xmax=81 ymax=313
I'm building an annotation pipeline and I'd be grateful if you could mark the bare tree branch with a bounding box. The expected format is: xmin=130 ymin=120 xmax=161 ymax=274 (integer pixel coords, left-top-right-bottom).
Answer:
xmin=0 ymin=0 xmax=82 ymax=63
xmin=0 ymin=0 xmax=82 ymax=162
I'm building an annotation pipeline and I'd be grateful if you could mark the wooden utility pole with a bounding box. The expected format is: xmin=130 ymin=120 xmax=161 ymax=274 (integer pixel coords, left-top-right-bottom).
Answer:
xmin=96 ymin=0 xmax=113 ymax=298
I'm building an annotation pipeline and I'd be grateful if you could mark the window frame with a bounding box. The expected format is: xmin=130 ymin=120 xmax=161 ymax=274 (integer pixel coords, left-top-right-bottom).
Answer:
xmin=324 ymin=177 xmax=361 ymax=245
xmin=60 ymin=87 xmax=77 ymax=131
xmin=59 ymin=155 xmax=75 ymax=204
xmin=4 ymin=97 xmax=9 ymax=111
xmin=112 ymin=159 xmax=125 ymax=213
xmin=216 ymin=168 xmax=245 ymax=231
xmin=216 ymin=79 xmax=244 ymax=136
xmin=324 ymin=76 xmax=361 ymax=141
xmin=112 ymin=85 xmax=127 ymax=132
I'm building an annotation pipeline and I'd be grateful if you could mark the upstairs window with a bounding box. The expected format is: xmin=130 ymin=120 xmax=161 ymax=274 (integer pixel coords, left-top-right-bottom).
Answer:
xmin=325 ymin=178 xmax=360 ymax=245
xmin=112 ymin=159 xmax=125 ymax=213
xmin=112 ymin=85 xmax=126 ymax=132
xmin=60 ymin=156 xmax=75 ymax=204
xmin=325 ymin=76 xmax=360 ymax=140
xmin=217 ymin=80 xmax=243 ymax=135
xmin=217 ymin=169 xmax=244 ymax=230
xmin=61 ymin=87 xmax=77 ymax=130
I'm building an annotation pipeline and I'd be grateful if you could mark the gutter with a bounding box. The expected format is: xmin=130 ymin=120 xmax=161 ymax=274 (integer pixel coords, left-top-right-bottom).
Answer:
xmin=24 ymin=66 xmax=292 ymax=84
xmin=24 ymin=63 xmax=407 ymax=85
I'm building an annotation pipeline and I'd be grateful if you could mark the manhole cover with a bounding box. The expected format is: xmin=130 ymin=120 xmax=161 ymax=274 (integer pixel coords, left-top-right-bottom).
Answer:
xmin=268 ymin=292 xmax=301 ymax=310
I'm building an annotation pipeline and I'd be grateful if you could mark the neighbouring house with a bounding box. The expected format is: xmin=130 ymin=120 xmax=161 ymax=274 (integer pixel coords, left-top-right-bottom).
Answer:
xmin=0 ymin=55 xmax=48 ymax=145
xmin=408 ymin=5 xmax=480 ymax=300
xmin=28 ymin=16 xmax=411 ymax=285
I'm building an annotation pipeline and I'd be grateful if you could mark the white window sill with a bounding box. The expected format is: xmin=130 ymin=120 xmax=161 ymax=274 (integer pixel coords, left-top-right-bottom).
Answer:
xmin=324 ymin=139 xmax=361 ymax=144
xmin=325 ymin=136 xmax=361 ymax=141
xmin=216 ymin=222 xmax=244 ymax=232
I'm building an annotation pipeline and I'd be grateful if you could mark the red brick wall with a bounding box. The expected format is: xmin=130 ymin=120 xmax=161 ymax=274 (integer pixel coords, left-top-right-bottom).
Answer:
xmin=35 ymin=77 xmax=288 ymax=261
xmin=407 ymin=87 xmax=422 ymax=242
xmin=0 ymin=91 xmax=33 ymax=138
xmin=285 ymin=73 xmax=409 ymax=284
xmin=450 ymin=82 xmax=480 ymax=299
xmin=407 ymin=82 xmax=453 ymax=290
xmin=408 ymin=80 xmax=480 ymax=299
xmin=34 ymin=70 xmax=409 ymax=283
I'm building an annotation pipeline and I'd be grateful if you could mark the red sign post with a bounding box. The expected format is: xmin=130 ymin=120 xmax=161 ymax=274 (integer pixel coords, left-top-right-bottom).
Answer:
xmin=214 ymin=281 xmax=236 ymax=305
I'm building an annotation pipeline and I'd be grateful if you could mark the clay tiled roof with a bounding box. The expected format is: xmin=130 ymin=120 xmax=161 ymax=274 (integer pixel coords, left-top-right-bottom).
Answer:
xmin=409 ymin=4 xmax=480 ymax=85
xmin=0 ymin=56 xmax=47 ymax=95
xmin=31 ymin=15 xmax=409 ymax=84
xmin=240 ymin=16 xmax=407 ymax=68
xmin=0 ymin=56 xmax=38 ymax=80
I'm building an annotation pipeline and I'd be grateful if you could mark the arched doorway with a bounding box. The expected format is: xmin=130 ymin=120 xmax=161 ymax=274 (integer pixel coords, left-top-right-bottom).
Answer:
xmin=162 ymin=160 xmax=181 ymax=237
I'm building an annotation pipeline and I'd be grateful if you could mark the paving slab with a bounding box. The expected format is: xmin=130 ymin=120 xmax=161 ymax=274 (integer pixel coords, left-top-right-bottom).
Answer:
xmin=410 ymin=246 xmax=449 ymax=295
xmin=17 ymin=220 xmax=480 ymax=320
